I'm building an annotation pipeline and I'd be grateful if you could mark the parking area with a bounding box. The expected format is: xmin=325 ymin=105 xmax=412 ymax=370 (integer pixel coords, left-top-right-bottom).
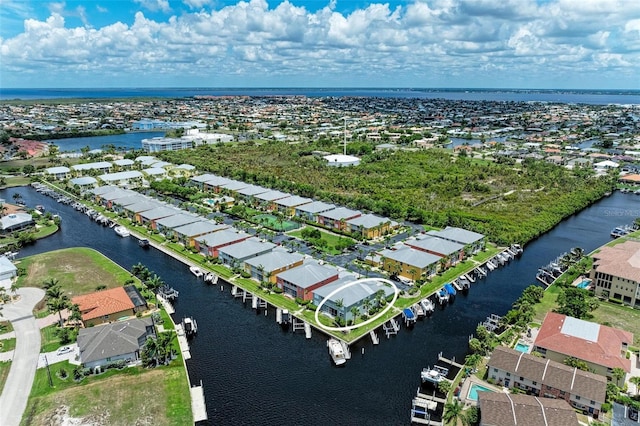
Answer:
xmin=38 ymin=344 xmax=80 ymax=368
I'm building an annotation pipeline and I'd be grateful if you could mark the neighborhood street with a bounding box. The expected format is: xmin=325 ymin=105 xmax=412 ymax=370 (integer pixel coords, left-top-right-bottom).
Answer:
xmin=0 ymin=288 xmax=45 ymax=426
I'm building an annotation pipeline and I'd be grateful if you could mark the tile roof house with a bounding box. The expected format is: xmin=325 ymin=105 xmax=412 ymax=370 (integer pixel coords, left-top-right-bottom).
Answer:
xmin=488 ymin=346 xmax=607 ymax=418
xmin=77 ymin=317 xmax=156 ymax=369
xmin=590 ymin=240 xmax=640 ymax=307
xmin=71 ymin=286 xmax=136 ymax=327
xmin=276 ymin=260 xmax=339 ymax=301
xmin=478 ymin=392 xmax=579 ymax=426
xmin=533 ymin=312 xmax=633 ymax=376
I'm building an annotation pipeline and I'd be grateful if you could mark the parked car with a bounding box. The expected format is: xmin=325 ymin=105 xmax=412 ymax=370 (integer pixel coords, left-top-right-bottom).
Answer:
xmin=56 ymin=346 xmax=73 ymax=355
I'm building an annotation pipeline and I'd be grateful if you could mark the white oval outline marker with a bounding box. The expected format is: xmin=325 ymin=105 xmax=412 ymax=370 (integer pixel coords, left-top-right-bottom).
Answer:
xmin=314 ymin=277 xmax=400 ymax=332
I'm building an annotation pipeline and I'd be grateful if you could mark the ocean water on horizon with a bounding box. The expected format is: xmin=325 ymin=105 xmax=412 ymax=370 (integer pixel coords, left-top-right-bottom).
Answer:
xmin=1 ymin=87 xmax=639 ymax=105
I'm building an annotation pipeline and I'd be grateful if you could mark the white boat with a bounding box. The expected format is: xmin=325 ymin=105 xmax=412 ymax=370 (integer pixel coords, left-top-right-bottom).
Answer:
xmin=485 ymin=260 xmax=496 ymax=271
xmin=421 ymin=365 xmax=449 ymax=384
xmin=204 ymin=273 xmax=218 ymax=284
xmin=114 ymin=225 xmax=130 ymax=237
xmin=420 ymin=298 xmax=434 ymax=313
xmin=328 ymin=338 xmax=347 ymax=366
xmin=182 ymin=317 xmax=198 ymax=337
xmin=190 ymin=266 xmax=203 ymax=278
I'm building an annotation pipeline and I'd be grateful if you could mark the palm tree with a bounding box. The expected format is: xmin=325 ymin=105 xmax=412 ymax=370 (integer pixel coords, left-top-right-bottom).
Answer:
xmin=69 ymin=303 xmax=82 ymax=329
xmin=349 ymin=306 xmax=359 ymax=324
xmin=362 ymin=298 xmax=372 ymax=317
xmin=43 ymin=277 xmax=59 ymax=291
xmin=145 ymin=274 xmax=164 ymax=292
xmin=142 ymin=336 xmax=159 ymax=367
xmin=443 ymin=399 xmax=463 ymax=425
xmin=9 ymin=283 xmax=18 ymax=300
xmin=630 ymin=376 xmax=640 ymax=397
xmin=46 ymin=288 xmax=70 ymax=326
xmin=612 ymin=367 xmax=626 ymax=387
xmin=156 ymin=332 xmax=175 ymax=365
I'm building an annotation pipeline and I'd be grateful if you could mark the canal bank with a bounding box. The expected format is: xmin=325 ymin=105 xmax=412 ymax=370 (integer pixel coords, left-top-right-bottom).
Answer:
xmin=5 ymin=186 xmax=638 ymax=425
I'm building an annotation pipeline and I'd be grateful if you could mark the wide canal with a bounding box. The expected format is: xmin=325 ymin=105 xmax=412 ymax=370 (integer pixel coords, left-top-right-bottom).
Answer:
xmin=4 ymin=186 xmax=637 ymax=425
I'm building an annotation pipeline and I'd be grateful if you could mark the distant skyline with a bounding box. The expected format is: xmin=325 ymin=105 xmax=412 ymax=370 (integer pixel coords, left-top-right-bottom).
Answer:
xmin=1 ymin=0 xmax=639 ymax=90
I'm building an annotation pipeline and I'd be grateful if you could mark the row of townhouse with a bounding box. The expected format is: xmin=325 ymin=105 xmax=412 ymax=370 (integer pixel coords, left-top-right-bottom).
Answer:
xmin=189 ymin=173 xmax=400 ymax=239
xmin=370 ymin=227 xmax=486 ymax=280
xmin=89 ymin=186 xmax=393 ymax=323
xmin=487 ymin=346 xmax=607 ymax=418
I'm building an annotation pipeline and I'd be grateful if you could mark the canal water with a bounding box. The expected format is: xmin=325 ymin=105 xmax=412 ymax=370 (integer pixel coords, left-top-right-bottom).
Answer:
xmin=46 ymin=131 xmax=165 ymax=153
xmin=4 ymin=186 xmax=638 ymax=425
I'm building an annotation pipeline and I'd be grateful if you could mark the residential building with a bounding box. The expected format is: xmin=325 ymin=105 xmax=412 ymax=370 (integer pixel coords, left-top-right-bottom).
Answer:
xmin=379 ymin=244 xmax=441 ymax=280
xmin=590 ymin=240 xmax=640 ymax=307
xmin=71 ymin=161 xmax=112 ymax=176
xmin=478 ymin=392 xmax=579 ymax=426
xmin=276 ymin=260 xmax=339 ymax=301
xmin=0 ymin=256 xmax=17 ymax=290
xmin=97 ymin=171 xmax=144 ymax=187
xmin=274 ymin=195 xmax=312 ymax=217
xmin=155 ymin=213 xmax=202 ymax=236
xmin=346 ymin=213 xmax=397 ymax=239
xmin=0 ymin=212 xmax=34 ymax=234
xmin=426 ymin=226 xmax=486 ymax=253
xmin=217 ymin=237 xmax=276 ymax=267
xmin=195 ymin=228 xmax=251 ymax=258
xmin=71 ymin=286 xmax=137 ymax=327
xmin=235 ymin=184 xmax=270 ymax=202
xmin=406 ymin=235 xmax=465 ymax=266
xmin=172 ymin=221 xmax=229 ymax=246
xmin=137 ymin=206 xmax=181 ymax=228
xmin=69 ymin=176 xmax=98 ymax=189
xmin=142 ymin=167 xmax=167 ymax=181
xmin=294 ymin=201 xmax=336 ymax=222
xmin=317 ymin=207 xmax=362 ymax=231
xmin=77 ymin=317 xmax=156 ymax=369
xmin=533 ymin=312 xmax=633 ymax=377
xmin=45 ymin=166 xmax=71 ymax=180
xmin=142 ymin=136 xmax=193 ymax=152
xmin=123 ymin=200 xmax=163 ymax=222
xmin=254 ymin=190 xmax=291 ymax=210
xmin=244 ymin=249 xmax=304 ymax=283
xmin=488 ymin=346 xmax=607 ymax=418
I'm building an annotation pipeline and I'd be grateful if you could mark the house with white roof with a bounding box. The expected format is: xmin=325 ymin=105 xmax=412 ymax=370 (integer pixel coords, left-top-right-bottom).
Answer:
xmin=69 ymin=176 xmax=98 ymax=189
xmin=97 ymin=171 xmax=144 ymax=187
xmin=244 ymin=249 xmax=304 ymax=284
xmin=0 ymin=255 xmax=18 ymax=290
xmin=72 ymin=161 xmax=112 ymax=176
xmin=426 ymin=226 xmax=486 ymax=254
xmin=0 ymin=212 xmax=34 ymax=234
xmin=45 ymin=166 xmax=71 ymax=180
xmin=195 ymin=228 xmax=251 ymax=258
xmin=406 ymin=235 xmax=465 ymax=266
xmin=217 ymin=238 xmax=276 ymax=267
xmin=275 ymin=260 xmax=339 ymax=301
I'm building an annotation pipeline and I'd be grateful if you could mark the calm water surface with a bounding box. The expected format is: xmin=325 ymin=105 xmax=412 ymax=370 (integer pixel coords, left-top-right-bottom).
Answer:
xmin=4 ymin=187 xmax=637 ymax=425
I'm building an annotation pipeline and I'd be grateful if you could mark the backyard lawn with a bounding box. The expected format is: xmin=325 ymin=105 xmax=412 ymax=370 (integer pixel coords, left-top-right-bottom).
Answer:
xmin=289 ymin=226 xmax=355 ymax=254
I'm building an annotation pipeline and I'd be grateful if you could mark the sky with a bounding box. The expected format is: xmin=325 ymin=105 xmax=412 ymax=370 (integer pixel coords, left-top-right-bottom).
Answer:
xmin=1 ymin=0 xmax=639 ymax=89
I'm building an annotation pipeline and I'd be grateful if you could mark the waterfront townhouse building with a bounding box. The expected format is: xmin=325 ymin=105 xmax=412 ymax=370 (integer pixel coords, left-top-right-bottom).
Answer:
xmin=406 ymin=235 xmax=465 ymax=267
xmin=172 ymin=221 xmax=229 ymax=247
xmin=71 ymin=161 xmax=112 ymax=176
xmin=195 ymin=228 xmax=251 ymax=258
xmin=69 ymin=176 xmax=98 ymax=190
xmin=317 ymin=207 xmax=362 ymax=232
xmin=294 ymin=201 xmax=336 ymax=222
xmin=274 ymin=195 xmax=312 ymax=217
xmin=275 ymin=260 xmax=339 ymax=301
xmin=244 ymin=249 xmax=304 ymax=284
xmin=346 ymin=213 xmax=397 ymax=239
xmin=235 ymin=184 xmax=270 ymax=204
xmin=112 ymin=158 xmax=135 ymax=170
xmin=45 ymin=166 xmax=71 ymax=180
xmin=97 ymin=171 xmax=144 ymax=188
xmin=313 ymin=274 xmax=395 ymax=323
xmin=379 ymin=244 xmax=440 ymax=280
xmin=254 ymin=190 xmax=291 ymax=211
xmin=590 ymin=240 xmax=640 ymax=307
xmin=426 ymin=226 xmax=486 ymax=254
xmin=487 ymin=346 xmax=607 ymax=418
xmin=218 ymin=237 xmax=276 ymax=268
xmin=478 ymin=392 xmax=579 ymax=426
xmin=110 ymin=195 xmax=144 ymax=213
xmin=123 ymin=200 xmax=163 ymax=223
xmin=219 ymin=180 xmax=250 ymax=197
xmin=155 ymin=213 xmax=202 ymax=237
xmin=90 ymin=186 xmax=131 ymax=207
xmin=532 ymin=312 xmax=632 ymax=379
xmin=137 ymin=206 xmax=182 ymax=228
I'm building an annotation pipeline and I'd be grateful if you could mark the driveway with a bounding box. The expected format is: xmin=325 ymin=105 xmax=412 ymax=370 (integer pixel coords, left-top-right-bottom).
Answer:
xmin=0 ymin=288 xmax=45 ymax=426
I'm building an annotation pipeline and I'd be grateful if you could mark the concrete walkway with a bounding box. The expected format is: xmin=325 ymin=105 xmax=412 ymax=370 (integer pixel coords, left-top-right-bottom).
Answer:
xmin=0 ymin=288 xmax=45 ymax=426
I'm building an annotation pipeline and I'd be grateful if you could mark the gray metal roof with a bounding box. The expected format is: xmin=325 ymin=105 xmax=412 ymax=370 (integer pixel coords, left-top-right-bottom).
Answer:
xmin=46 ymin=166 xmax=70 ymax=174
xmin=346 ymin=213 xmax=392 ymax=229
xmin=99 ymin=188 xmax=139 ymax=202
xmin=172 ymin=221 xmax=228 ymax=237
xmin=295 ymin=201 xmax=336 ymax=214
xmin=142 ymin=167 xmax=166 ymax=176
xmin=70 ymin=177 xmax=97 ymax=186
xmin=111 ymin=195 xmax=143 ymax=207
xmin=275 ymin=195 xmax=312 ymax=208
xmin=220 ymin=180 xmax=249 ymax=191
xmin=197 ymin=228 xmax=250 ymax=247
xmin=218 ymin=237 xmax=275 ymax=260
xmin=155 ymin=213 xmax=202 ymax=229
xmin=426 ymin=226 xmax=484 ymax=245
xmin=191 ymin=174 xmax=219 ymax=183
xmin=318 ymin=207 xmax=361 ymax=221
xmin=407 ymin=236 xmax=464 ymax=256
xmin=125 ymin=200 xmax=163 ymax=213
xmin=202 ymin=175 xmax=231 ymax=186
xmin=77 ymin=317 xmax=153 ymax=364
xmin=379 ymin=245 xmax=441 ymax=268
xmin=276 ymin=261 xmax=338 ymax=289
xmin=113 ymin=159 xmax=135 ymax=166
xmin=314 ymin=276 xmax=394 ymax=307
xmin=72 ymin=161 xmax=112 ymax=171
xmin=236 ymin=184 xmax=270 ymax=197
xmin=0 ymin=213 xmax=34 ymax=231
xmin=98 ymin=171 xmax=143 ymax=182
xmin=245 ymin=250 xmax=303 ymax=273
xmin=138 ymin=206 xmax=182 ymax=221
xmin=174 ymin=164 xmax=195 ymax=170
xmin=0 ymin=255 xmax=17 ymax=274
xmin=254 ymin=190 xmax=290 ymax=202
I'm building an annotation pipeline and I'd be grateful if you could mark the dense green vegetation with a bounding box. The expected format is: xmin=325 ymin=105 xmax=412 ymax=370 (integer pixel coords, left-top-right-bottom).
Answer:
xmin=158 ymin=141 xmax=614 ymax=244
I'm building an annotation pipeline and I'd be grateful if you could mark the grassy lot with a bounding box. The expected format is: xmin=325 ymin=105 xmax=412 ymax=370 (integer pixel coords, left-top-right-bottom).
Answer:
xmin=0 ymin=361 xmax=10 ymax=396
xmin=17 ymin=247 xmax=132 ymax=297
xmin=533 ymin=285 xmax=562 ymax=322
xmin=40 ymin=324 xmax=66 ymax=353
xmin=591 ymin=302 xmax=640 ymax=347
xmin=0 ymin=337 xmax=16 ymax=353
xmin=21 ymin=362 xmax=192 ymax=426
xmin=0 ymin=176 xmax=32 ymax=187
xmin=289 ymin=226 xmax=355 ymax=255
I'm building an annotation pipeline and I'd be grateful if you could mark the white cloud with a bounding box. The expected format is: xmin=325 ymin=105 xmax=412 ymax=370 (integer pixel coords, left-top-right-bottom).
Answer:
xmin=0 ymin=0 xmax=639 ymax=88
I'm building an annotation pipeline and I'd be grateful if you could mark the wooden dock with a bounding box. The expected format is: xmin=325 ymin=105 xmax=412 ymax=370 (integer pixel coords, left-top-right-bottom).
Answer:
xmin=175 ymin=324 xmax=191 ymax=360
xmin=156 ymin=293 xmax=175 ymax=315
xmin=370 ymin=330 xmax=379 ymax=345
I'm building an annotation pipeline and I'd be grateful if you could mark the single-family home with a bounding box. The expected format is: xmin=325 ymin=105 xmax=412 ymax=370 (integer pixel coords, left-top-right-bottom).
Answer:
xmin=195 ymin=228 xmax=252 ymax=258
xmin=218 ymin=237 xmax=276 ymax=267
xmin=72 ymin=286 xmax=137 ymax=327
xmin=244 ymin=249 xmax=304 ymax=283
xmin=0 ymin=256 xmax=17 ymax=291
xmin=0 ymin=212 xmax=34 ymax=234
xmin=77 ymin=317 xmax=156 ymax=370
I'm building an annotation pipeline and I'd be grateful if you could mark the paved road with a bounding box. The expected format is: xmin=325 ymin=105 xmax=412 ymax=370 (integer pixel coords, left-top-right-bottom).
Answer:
xmin=0 ymin=288 xmax=45 ymax=426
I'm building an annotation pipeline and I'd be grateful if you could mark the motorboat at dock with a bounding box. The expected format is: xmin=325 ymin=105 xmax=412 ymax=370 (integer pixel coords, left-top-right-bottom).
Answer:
xmin=420 ymin=365 xmax=449 ymax=384
xmin=190 ymin=266 xmax=204 ymax=278
xmin=328 ymin=338 xmax=347 ymax=366
xmin=114 ymin=225 xmax=130 ymax=237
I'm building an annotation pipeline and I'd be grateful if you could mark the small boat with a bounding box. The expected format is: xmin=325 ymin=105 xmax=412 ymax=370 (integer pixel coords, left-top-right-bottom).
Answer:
xmin=138 ymin=238 xmax=150 ymax=248
xmin=452 ymin=280 xmax=463 ymax=292
xmin=485 ymin=260 xmax=496 ymax=271
xmin=421 ymin=365 xmax=449 ymax=384
xmin=403 ymin=308 xmax=417 ymax=326
xmin=204 ymin=273 xmax=218 ymax=284
xmin=190 ymin=266 xmax=203 ymax=278
xmin=444 ymin=283 xmax=456 ymax=297
xmin=182 ymin=316 xmax=198 ymax=337
xmin=420 ymin=298 xmax=434 ymax=313
xmin=328 ymin=338 xmax=347 ymax=366
xmin=114 ymin=225 xmax=130 ymax=237
xmin=35 ymin=205 xmax=45 ymax=212
xmin=436 ymin=289 xmax=449 ymax=305
xmin=412 ymin=303 xmax=425 ymax=318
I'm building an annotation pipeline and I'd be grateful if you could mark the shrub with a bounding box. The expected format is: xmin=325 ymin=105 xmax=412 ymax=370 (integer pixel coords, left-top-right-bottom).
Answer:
xmin=240 ymin=271 xmax=251 ymax=278
xmin=307 ymin=303 xmax=318 ymax=311
xmin=601 ymin=402 xmax=611 ymax=413
xmin=58 ymin=368 xmax=68 ymax=379
xmin=273 ymin=287 xmax=283 ymax=294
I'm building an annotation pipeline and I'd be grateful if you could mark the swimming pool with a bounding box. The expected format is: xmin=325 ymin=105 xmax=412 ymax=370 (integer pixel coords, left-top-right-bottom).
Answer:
xmin=577 ymin=279 xmax=591 ymax=289
xmin=515 ymin=342 xmax=530 ymax=353
xmin=467 ymin=383 xmax=494 ymax=401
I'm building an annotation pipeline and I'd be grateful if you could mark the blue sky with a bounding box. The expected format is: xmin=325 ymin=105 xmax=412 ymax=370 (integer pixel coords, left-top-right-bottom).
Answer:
xmin=1 ymin=0 xmax=639 ymax=89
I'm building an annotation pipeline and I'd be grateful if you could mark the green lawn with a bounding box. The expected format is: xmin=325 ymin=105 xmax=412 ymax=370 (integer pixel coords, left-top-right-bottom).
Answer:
xmin=40 ymin=324 xmax=66 ymax=353
xmin=533 ymin=285 xmax=562 ymax=322
xmin=0 ymin=361 xmax=10 ymax=396
xmin=0 ymin=321 xmax=13 ymax=334
xmin=0 ymin=337 xmax=16 ymax=353
xmin=591 ymin=301 xmax=640 ymax=347
xmin=253 ymin=213 xmax=300 ymax=232
xmin=289 ymin=226 xmax=355 ymax=254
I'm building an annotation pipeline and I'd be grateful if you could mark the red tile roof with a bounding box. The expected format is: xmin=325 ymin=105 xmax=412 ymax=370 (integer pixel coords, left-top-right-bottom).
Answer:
xmin=72 ymin=287 xmax=135 ymax=322
xmin=534 ymin=312 xmax=632 ymax=372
